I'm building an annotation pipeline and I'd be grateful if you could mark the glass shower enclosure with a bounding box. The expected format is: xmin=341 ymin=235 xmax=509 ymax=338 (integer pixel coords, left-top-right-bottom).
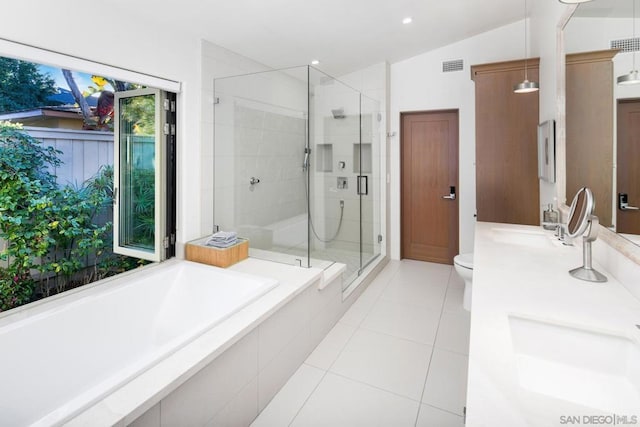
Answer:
xmin=213 ymin=66 xmax=381 ymax=290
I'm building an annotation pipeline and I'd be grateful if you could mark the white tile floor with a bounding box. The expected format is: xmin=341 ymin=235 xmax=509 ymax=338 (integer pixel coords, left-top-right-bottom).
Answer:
xmin=251 ymin=259 xmax=470 ymax=427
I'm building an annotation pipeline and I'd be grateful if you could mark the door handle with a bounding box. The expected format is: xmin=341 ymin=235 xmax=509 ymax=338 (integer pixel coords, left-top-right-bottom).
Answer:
xmin=619 ymin=193 xmax=639 ymax=211
xmin=442 ymin=186 xmax=456 ymax=201
xmin=357 ymin=175 xmax=368 ymax=196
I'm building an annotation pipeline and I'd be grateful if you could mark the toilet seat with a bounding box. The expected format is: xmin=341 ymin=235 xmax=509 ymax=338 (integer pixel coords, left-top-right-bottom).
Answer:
xmin=454 ymin=253 xmax=474 ymax=269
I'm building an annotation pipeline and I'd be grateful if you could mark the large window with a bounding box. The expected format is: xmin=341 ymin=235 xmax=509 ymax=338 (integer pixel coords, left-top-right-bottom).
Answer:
xmin=0 ymin=49 xmax=176 ymax=311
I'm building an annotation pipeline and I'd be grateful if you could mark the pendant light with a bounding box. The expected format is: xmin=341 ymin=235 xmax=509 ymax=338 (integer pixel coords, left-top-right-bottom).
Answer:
xmin=618 ymin=0 xmax=640 ymax=85
xmin=514 ymin=0 xmax=539 ymax=93
xmin=558 ymin=0 xmax=593 ymax=4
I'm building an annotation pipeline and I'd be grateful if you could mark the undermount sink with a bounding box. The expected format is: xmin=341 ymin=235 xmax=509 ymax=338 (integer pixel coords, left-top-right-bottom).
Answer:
xmin=508 ymin=315 xmax=640 ymax=411
xmin=490 ymin=227 xmax=557 ymax=248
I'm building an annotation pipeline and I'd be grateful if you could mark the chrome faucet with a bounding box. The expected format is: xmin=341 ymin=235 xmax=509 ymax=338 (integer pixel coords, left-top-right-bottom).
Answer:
xmin=555 ymin=223 xmax=573 ymax=246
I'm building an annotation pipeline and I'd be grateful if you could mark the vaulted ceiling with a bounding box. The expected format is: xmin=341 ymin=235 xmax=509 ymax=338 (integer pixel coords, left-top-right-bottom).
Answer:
xmin=109 ymin=0 xmax=525 ymax=76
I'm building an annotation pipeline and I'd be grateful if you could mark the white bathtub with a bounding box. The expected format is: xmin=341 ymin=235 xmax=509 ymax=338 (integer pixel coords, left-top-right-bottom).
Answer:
xmin=0 ymin=260 xmax=277 ymax=426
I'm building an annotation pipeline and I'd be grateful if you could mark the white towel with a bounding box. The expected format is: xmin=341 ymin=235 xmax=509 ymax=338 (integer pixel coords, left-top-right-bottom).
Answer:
xmin=205 ymin=231 xmax=238 ymax=248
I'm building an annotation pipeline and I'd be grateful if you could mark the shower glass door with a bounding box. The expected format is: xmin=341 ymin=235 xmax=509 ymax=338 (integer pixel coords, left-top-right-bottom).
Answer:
xmin=213 ymin=66 xmax=310 ymax=267
xmin=213 ymin=65 xmax=384 ymax=289
xmin=308 ymin=67 xmax=362 ymax=284
xmin=359 ymin=95 xmax=382 ymax=274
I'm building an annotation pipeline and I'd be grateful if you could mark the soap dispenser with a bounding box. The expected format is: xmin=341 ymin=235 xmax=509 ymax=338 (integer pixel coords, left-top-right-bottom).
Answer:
xmin=543 ymin=203 xmax=559 ymax=230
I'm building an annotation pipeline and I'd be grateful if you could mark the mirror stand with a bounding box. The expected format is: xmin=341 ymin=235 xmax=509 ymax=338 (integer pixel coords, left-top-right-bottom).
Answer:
xmin=569 ymin=216 xmax=607 ymax=283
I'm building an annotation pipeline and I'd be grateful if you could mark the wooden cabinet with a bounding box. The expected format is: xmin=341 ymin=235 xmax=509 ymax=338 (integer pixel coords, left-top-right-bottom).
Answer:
xmin=471 ymin=59 xmax=540 ymax=225
xmin=566 ymin=50 xmax=616 ymax=227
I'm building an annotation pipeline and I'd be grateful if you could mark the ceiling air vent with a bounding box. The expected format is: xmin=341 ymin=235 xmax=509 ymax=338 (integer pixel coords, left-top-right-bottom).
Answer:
xmin=442 ymin=59 xmax=464 ymax=73
xmin=611 ymin=37 xmax=640 ymax=53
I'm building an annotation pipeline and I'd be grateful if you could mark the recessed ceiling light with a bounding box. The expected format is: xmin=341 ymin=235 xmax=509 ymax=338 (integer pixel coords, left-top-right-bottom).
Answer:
xmin=402 ymin=17 xmax=413 ymax=24
xmin=311 ymin=60 xmax=320 ymax=65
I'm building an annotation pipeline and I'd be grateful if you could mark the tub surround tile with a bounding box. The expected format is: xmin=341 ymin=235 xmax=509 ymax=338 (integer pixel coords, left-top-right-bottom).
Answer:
xmin=290 ymin=373 xmax=419 ymax=427
xmin=308 ymin=291 xmax=343 ymax=351
xmin=160 ymin=329 xmax=259 ymax=427
xmin=251 ymin=364 xmax=325 ymax=427
xmin=258 ymin=323 xmax=313 ymax=411
xmin=306 ymin=321 xmax=357 ymax=371
xmin=258 ymin=284 xmax=314 ymax=370
xmin=65 ymin=403 xmax=126 ymax=427
xmin=421 ymin=348 xmax=468 ymax=416
xmin=54 ymin=253 xmax=361 ymax=427
xmin=360 ymin=298 xmax=441 ymax=345
xmin=329 ymin=328 xmax=432 ymax=401
xmin=128 ymin=403 xmax=160 ymax=427
xmin=207 ymin=377 xmax=258 ymax=427
xmin=416 ymin=404 xmax=465 ymax=427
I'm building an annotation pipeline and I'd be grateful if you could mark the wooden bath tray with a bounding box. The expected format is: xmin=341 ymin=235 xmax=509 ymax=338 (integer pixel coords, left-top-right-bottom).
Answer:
xmin=185 ymin=237 xmax=249 ymax=268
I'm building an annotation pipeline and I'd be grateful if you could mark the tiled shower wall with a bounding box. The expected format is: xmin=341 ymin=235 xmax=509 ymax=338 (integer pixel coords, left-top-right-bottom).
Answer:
xmin=310 ymin=113 xmax=377 ymax=254
xmin=215 ymin=102 xmax=307 ymax=248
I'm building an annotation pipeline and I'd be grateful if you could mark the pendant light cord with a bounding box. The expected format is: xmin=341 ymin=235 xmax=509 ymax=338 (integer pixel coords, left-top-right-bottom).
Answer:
xmin=634 ymin=0 xmax=637 ymax=72
xmin=524 ymin=0 xmax=529 ymax=81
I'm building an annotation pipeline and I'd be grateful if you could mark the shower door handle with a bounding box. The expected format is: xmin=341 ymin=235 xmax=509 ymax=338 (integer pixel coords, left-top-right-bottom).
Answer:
xmin=357 ymin=175 xmax=368 ymax=196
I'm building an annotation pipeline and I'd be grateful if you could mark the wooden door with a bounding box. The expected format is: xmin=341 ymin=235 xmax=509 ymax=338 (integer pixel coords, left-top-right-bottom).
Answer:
xmin=617 ymin=99 xmax=640 ymax=235
xmin=401 ymin=110 xmax=459 ymax=264
xmin=566 ymin=50 xmax=616 ymax=228
xmin=472 ymin=59 xmax=540 ymax=225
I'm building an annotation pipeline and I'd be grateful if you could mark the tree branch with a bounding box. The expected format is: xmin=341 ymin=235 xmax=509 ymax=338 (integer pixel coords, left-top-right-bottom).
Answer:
xmin=62 ymin=69 xmax=92 ymax=124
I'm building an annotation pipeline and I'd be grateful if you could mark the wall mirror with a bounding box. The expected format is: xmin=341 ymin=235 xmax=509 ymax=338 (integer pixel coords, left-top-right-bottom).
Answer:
xmin=564 ymin=0 xmax=640 ymax=247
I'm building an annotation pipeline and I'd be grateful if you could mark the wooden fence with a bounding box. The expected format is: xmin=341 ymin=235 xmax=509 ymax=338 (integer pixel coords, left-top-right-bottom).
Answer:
xmin=24 ymin=126 xmax=115 ymax=185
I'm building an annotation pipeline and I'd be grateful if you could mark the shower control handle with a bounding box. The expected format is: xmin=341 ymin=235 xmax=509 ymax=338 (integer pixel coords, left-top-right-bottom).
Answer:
xmin=442 ymin=186 xmax=456 ymax=201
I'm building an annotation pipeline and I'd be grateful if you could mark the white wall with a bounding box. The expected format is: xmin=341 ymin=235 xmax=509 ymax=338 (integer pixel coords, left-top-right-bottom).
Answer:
xmin=389 ymin=21 xmax=525 ymax=259
xmin=565 ymin=17 xmax=640 ymax=104
xmin=530 ymin=1 xmax=573 ymax=212
xmin=0 ymin=2 xmax=202 ymax=257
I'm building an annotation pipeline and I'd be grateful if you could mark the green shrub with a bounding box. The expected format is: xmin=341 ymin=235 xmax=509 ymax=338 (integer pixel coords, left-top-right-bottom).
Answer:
xmin=0 ymin=122 xmax=143 ymax=311
xmin=0 ymin=122 xmax=60 ymax=309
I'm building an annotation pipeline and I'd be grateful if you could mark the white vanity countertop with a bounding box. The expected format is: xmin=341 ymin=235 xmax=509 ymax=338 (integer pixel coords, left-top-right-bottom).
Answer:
xmin=466 ymin=222 xmax=640 ymax=427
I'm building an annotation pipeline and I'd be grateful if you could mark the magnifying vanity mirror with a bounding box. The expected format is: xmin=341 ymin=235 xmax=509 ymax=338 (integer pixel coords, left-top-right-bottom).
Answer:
xmin=564 ymin=0 xmax=640 ymax=247
xmin=566 ymin=188 xmax=608 ymax=282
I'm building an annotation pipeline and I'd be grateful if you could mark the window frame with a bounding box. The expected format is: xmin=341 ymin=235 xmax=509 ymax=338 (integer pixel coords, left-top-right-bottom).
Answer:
xmin=113 ymin=87 xmax=166 ymax=262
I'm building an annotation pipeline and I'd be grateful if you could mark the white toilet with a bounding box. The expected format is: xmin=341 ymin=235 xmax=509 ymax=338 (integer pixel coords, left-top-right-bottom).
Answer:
xmin=453 ymin=253 xmax=474 ymax=311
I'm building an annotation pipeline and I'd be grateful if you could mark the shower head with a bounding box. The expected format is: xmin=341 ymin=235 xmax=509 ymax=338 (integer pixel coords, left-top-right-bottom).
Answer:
xmin=319 ymin=76 xmax=335 ymax=86
xmin=331 ymin=108 xmax=346 ymax=119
